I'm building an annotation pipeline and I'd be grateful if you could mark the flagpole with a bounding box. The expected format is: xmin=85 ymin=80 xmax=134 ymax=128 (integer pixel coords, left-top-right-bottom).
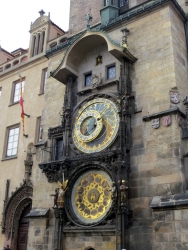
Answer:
xmin=19 ymin=74 xmax=29 ymax=137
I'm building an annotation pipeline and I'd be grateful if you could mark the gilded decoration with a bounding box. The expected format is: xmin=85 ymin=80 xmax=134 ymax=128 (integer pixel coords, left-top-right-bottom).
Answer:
xmin=72 ymin=98 xmax=119 ymax=153
xmin=72 ymin=171 xmax=112 ymax=222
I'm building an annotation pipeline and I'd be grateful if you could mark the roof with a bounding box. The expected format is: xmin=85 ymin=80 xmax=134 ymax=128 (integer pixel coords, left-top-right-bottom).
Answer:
xmin=51 ymin=20 xmax=65 ymax=33
xmin=0 ymin=47 xmax=14 ymax=58
xmin=11 ymin=48 xmax=27 ymax=54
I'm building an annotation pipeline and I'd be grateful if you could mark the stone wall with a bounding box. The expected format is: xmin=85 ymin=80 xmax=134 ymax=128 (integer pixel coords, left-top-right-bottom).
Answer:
xmin=64 ymin=233 xmax=116 ymax=250
xmin=69 ymin=0 xmax=102 ymax=35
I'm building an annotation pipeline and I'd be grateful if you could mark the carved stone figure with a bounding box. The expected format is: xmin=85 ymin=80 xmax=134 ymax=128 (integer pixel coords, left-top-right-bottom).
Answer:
xmin=109 ymin=182 xmax=117 ymax=203
xmin=122 ymin=91 xmax=132 ymax=112
xmin=57 ymin=180 xmax=68 ymax=208
xmin=50 ymin=188 xmax=59 ymax=207
xmin=120 ymin=180 xmax=128 ymax=204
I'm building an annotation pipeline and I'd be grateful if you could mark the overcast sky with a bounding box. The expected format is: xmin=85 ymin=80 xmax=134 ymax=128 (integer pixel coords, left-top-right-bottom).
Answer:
xmin=0 ymin=0 xmax=70 ymax=52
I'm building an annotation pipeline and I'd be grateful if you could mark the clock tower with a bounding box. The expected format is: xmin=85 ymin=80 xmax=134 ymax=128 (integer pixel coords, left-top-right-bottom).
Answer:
xmin=39 ymin=8 xmax=137 ymax=246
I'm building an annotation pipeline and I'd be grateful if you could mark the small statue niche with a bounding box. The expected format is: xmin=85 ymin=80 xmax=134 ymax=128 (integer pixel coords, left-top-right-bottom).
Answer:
xmin=96 ymin=55 xmax=102 ymax=66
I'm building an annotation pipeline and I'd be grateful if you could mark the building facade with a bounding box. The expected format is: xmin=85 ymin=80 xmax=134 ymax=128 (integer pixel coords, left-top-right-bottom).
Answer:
xmin=1 ymin=0 xmax=188 ymax=249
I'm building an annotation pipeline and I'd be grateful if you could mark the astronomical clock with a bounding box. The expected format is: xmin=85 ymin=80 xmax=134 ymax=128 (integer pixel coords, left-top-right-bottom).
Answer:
xmin=40 ymin=30 xmax=136 ymax=250
xmin=72 ymin=98 xmax=120 ymax=153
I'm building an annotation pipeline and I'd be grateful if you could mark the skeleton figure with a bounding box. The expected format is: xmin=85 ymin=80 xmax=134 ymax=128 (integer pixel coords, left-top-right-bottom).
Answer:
xmin=120 ymin=180 xmax=128 ymax=204
xmin=108 ymin=182 xmax=117 ymax=203
xmin=50 ymin=188 xmax=59 ymax=207
xmin=57 ymin=180 xmax=68 ymax=208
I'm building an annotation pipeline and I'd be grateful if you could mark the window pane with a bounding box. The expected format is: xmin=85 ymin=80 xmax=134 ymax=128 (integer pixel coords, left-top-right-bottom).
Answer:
xmin=41 ymin=69 xmax=47 ymax=93
xmin=107 ymin=66 xmax=115 ymax=79
xmin=13 ymin=80 xmax=25 ymax=103
xmin=8 ymin=143 xmax=13 ymax=150
xmin=12 ymin=148 xmax=17 ymax=155
xmin=13 ymin=134 xmax=19 ymax=141
xmin=6 ymin=127 xmax=19 ymax=157
xmin=9 ymin=136 xmax=13 ymax=142
xmin=7 ymin=150 xmax=12 ymax=156
xmin=15 ymin=128 xmax=19 ymax=134
xmin=13 ymin=141 xmax=18 ymax=148
xmin=55 ymin=139 xmax=63 ymax=160
xmin=85 ymin=74 xmax=92 ymax=87
xmin=9 ymin=129 xmax=14 ymax=136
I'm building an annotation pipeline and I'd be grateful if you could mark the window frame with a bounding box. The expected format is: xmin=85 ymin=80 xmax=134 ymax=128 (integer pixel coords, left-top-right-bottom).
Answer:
xmin=35 ymin=117 xmax=42 ymax=144
xmin=84 ymin=72 xmax=92 ymax=87
xmin=3 ymin=124 xmax=20 ymax=160
xmin=106 ymin=64 xmax=116 ymax=80
xmin=39 ymin=68 xmax=48 ymax=94
xmin=10 ymin=78 xmax=25 ymax=105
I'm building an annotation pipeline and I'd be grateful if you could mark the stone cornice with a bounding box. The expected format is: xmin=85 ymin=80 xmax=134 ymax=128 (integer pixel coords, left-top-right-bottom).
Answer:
xmin=142 ymin=107 xmax=186 ymax=121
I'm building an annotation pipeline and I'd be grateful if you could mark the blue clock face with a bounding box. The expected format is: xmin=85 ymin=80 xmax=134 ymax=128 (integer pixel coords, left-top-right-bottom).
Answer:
xmin=72 ymin=98 xmax=120 ymax=153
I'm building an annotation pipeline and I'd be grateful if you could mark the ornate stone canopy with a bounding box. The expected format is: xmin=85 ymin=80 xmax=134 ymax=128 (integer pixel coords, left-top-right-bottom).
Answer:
xmin=51 ymin=30 xmax=137 ymax=83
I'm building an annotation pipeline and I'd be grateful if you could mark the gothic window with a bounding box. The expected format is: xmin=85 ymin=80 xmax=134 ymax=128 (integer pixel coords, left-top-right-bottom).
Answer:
xmin=47 ymin=126 xmax=64 ymax=162
xmin=41 ymin=31 xmax=45 ymax=53
xmin=31 ymin=36 xmax=36 ymax=57
xmin=55 ymin=138 xmax=63 ymax=160
xmin=0 ymin=87 xmax=2 ymax=98
xmin=31 ymin=31 xmax=45 ymax=57
xmin=36 ymin=33 xmax=41 ymax=54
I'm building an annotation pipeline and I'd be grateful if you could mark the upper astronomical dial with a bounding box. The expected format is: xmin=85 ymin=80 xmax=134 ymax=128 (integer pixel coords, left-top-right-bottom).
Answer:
xmin=75 ymin=110 xmax=103 ymax=142
xmin=72 ymin=98 xmax=120 ymax=153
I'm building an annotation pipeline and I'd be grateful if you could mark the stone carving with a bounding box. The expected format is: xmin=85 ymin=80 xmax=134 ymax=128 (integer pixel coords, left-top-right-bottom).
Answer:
xmin=170 ymin=91 xmax=180 ymax=104
xmin=31 ymin=16 xmax=48 ymax=30
xmin=162 ymin=115 xmax=171 ymax=126
xmin=96 ymin=55 xmax=102 ymax=65
xmin=108 ymin=182 xmax=117 ymax=203
xmin=120 ymin=180 xmax=128 ymax=204
xmin=50 ymin=188 xmax=59 ymax=207
xmin=48 ymin=126 xmax=64 ymax=139
xmin=92 ymin=74 xmax=101 ymax=88
xmin=57 ymin=180 xmax=68 ymax=208
xmin=151 ymin=118 xmax=160 ymax=129
xmin=1 ymin=180 xmax=33 ymax=240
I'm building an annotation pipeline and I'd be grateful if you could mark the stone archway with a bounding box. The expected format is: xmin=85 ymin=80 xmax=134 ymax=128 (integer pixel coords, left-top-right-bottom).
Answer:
xmin=1 ymin=180 xmax=33 ymax=250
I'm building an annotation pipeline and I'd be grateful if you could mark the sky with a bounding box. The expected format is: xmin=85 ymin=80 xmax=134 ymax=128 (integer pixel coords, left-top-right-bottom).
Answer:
xmin=0 ymin=0 xmax=70 ymax=52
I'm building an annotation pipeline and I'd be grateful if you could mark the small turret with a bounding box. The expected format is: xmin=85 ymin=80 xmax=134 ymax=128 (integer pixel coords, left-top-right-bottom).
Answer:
xmin=100 ymin=0 xmax=119 ymax=25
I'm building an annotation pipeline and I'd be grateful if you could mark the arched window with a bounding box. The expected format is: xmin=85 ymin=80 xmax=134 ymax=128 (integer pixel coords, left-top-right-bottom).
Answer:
xmin=31 ymin=36 xmax=36 ymax=57
xmin=50 ymin=42 xmax=57 ymax=48
xmin=13 ymin=60 xmax=19 ymax=66
xmin=5 ymin=64 xmax=11 ymax=70
xmin=21 ymin=56 xmax=27 ymax=63
xmin=41 ymin=31 xmax=45 ymax=53
xmin=60 ymin=38 xmax=66 ymax=44
xmin=36 ymin=33 xmax=41 ymax=55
